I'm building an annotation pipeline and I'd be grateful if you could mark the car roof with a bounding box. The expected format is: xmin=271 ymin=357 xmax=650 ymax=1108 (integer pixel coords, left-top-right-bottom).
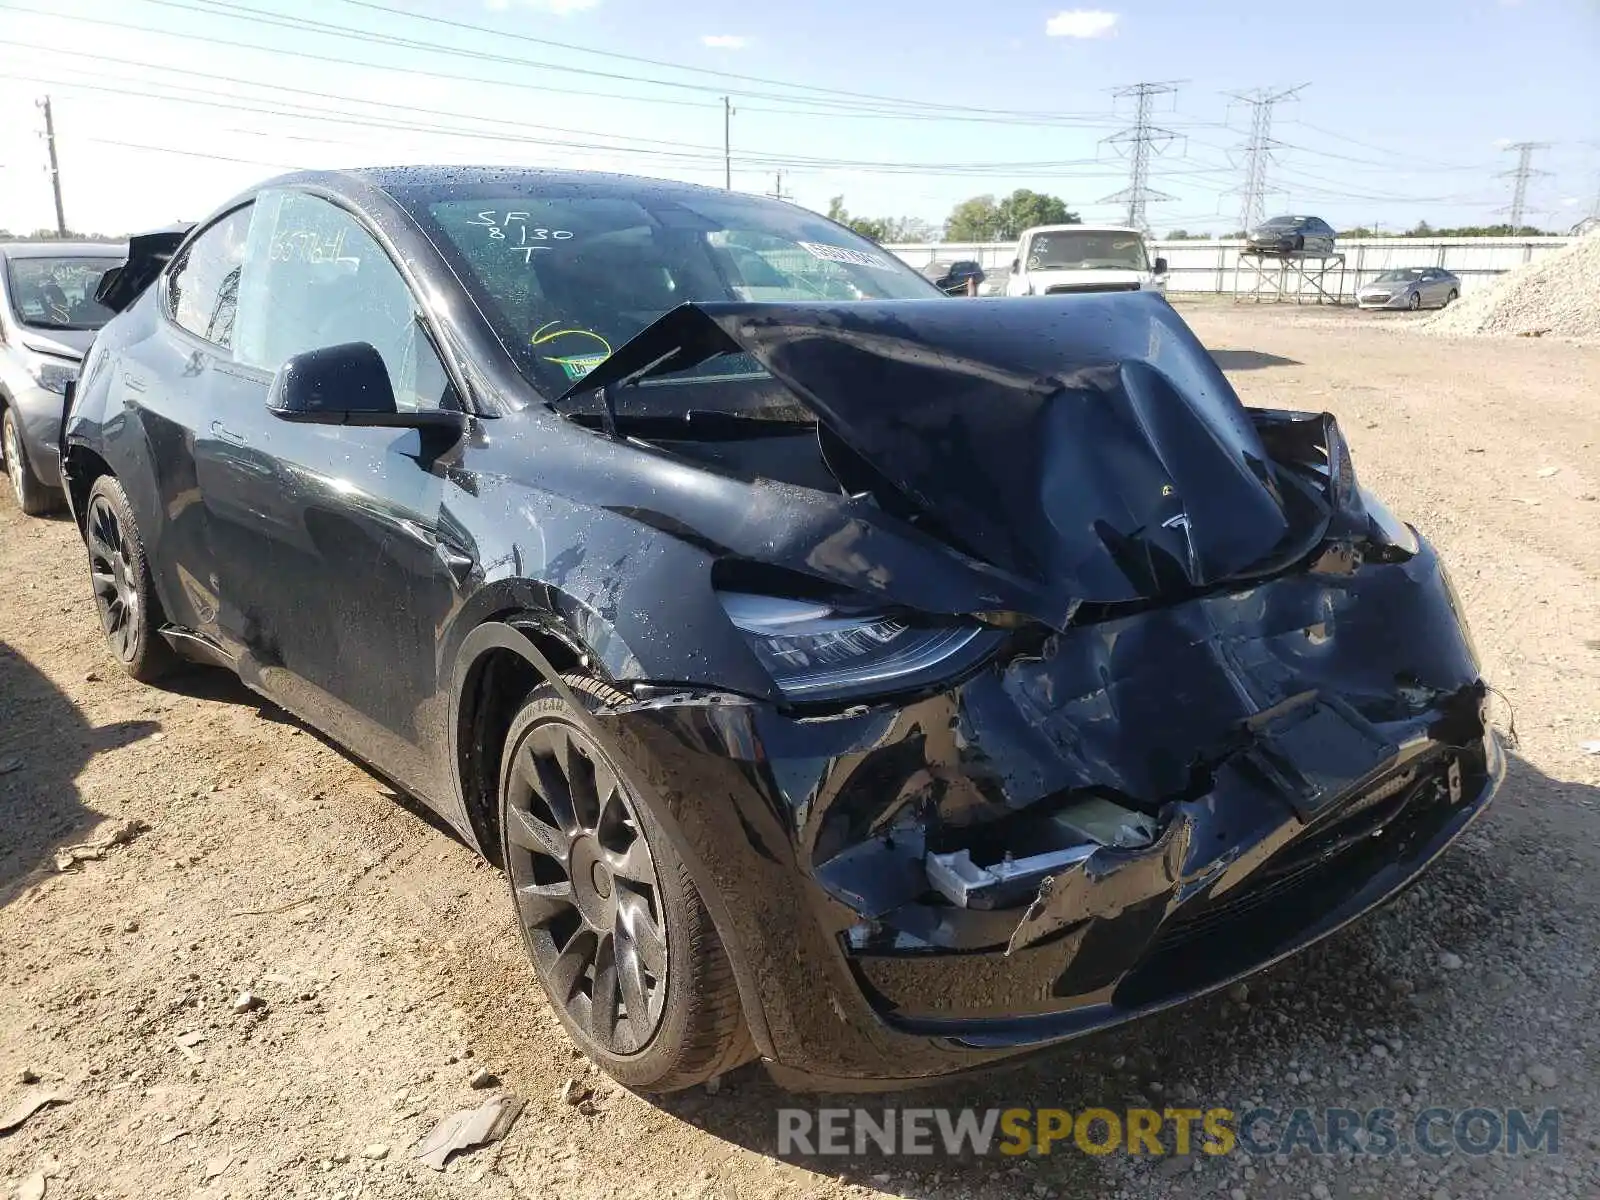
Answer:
xmin=1019 ymin=224 xmax=1143 ymax=237
xmin=0 ymin=240 xmax=128 ymax=259
xmin=257 ymin=165 xmax=794 ymax=210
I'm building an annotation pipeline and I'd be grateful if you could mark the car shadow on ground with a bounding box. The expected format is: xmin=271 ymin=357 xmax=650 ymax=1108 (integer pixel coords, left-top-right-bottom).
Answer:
xmin=0 ymin=640 xmax=161 ymax=910
xmin=155 ymin=659 xmax=469 ymax=846
xmin=1210 ymin=348 xmax=1303 ymax=370
xmin=644 ymin=749 xmax=1589 ymax=1197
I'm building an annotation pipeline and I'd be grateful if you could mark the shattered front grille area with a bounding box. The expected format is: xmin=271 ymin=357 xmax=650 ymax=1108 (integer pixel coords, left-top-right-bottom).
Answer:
xmin=1115 ymin=747 xmax=1481 ymax=1008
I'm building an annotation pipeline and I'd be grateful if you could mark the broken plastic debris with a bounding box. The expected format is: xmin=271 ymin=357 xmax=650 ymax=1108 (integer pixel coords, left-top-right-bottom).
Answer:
xmin=0 ymin=1089 xmax=72 ymax=1134
xmin=53 ymin=818 xmax=149 ymax=871
xmin=414 ymin=1094 xmax=524 ymax=1171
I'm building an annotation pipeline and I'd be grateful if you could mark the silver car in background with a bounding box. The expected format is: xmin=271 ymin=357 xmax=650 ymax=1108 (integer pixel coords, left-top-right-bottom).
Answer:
xmin=1357 ymin=267 xmax=1460 ymax=311
xmin=0 ymin=241 xmax=126 ymax=514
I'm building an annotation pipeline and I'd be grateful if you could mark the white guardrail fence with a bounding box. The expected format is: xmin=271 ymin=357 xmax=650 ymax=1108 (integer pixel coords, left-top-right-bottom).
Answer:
xmin=882 ymin=237 xmax=1577 ymax=302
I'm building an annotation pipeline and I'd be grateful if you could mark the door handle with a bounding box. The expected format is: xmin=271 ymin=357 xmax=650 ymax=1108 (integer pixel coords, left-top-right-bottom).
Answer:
xmin=435 ymin=539 xmax=476 ymax=587
xmin=209 ymin=420 xmax=247 ymax=446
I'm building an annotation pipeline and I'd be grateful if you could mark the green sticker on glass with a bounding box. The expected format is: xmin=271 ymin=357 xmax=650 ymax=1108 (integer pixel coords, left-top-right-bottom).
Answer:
xmin=552 ymin=355 xmax=608 ymax=381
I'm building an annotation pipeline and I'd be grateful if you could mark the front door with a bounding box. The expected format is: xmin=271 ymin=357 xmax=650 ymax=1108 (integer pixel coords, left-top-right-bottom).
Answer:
xmin=196 ymin=189 xmax=462 ymax=803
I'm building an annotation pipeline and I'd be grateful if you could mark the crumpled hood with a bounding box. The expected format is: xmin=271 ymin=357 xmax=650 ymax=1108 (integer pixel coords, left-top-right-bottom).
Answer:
xmin=565 ymin=293 xmax=1299 ymax=605
xmin=18 ymin=327 xmax=94 ymax=359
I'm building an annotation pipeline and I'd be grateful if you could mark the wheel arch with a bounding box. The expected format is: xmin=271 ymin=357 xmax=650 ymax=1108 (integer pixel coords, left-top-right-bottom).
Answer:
xmin=446 ymin=614 xmax=776 ymax=1060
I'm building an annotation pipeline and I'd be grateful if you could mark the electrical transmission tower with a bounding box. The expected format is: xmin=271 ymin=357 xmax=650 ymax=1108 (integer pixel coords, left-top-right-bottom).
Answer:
xmin=1497 ymin=142 xmax=1551 ymax=235
xmin=1098 ymin=81 xmax=1183 ymax=231
xmin=1223 ymin=85 xmax=1305 ymax=233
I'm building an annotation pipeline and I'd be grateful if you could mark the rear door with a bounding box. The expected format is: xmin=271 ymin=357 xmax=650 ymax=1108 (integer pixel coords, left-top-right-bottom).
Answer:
xmin=196 ymin=188 xmax=462 ymax=802
xmin=110 ymin=204 xmax=254 ymax=641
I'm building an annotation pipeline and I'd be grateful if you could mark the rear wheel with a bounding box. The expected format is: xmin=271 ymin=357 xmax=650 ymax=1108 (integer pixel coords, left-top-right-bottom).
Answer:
xmin=498 ymin=675 xmax=752 ymax=1091
xmin=84 ymin=475 xmax=176 ymax=682
xmin=1443 ymin=289 xmax=1458 ymax=307
xmin=2 ymin=407 xmax=56 ymax=516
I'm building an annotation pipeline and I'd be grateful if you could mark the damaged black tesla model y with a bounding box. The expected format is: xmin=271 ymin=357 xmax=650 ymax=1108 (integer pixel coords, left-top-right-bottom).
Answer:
xmin=62 ymin=168 xmax=1501 ymax=1092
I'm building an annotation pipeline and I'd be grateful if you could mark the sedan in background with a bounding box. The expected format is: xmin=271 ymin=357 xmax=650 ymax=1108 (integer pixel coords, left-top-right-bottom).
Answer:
xmin=920 ymin=258 xmax=986 ymax=295
xmin=1357 ymin=267 xmax=1461 ymax=311
xmin=1245 ymin=215 xmax=1337 ymax=257
xmin=64 ymin=166 xmax=1500 ymax=1093
xmin=0 ymin=240 xmax=126 ymax=513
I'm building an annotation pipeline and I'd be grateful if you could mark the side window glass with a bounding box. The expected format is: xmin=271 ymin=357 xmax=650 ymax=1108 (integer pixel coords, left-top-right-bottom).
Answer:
xmin=234 ymin=190 xmax=450 ymax=411
xmin=167 ymin=205 xmax=253 ymax=349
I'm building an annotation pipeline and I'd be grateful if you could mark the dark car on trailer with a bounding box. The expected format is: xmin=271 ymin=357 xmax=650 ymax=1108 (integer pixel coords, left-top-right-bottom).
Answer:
xmin=62 ymin=166 xmax=1502 ymax=1093
xmin=1245 ymin=214 xmax=1338 ymax=257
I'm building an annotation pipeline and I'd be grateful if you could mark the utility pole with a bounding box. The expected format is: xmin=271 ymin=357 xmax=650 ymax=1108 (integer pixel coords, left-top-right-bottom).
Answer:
xmin=767 ymin=170 xmax=791 ymax=201
xmin=1223 ymin=85 xmax=1306 ymax=234
xmin=722 ymin=96 xmax=734 ymax=191
xmin=37 ymin=95 xmax=66 ymax=237
xmin=1497 ymin=142 xmax=1550 ymax=235
xmin=1098 ymin=81 xmax=1183 ymax=232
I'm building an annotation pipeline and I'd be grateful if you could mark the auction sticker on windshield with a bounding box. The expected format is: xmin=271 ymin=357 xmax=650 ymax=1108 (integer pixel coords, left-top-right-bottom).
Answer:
xmin=797 ymin=242 xmax=894 ymax=270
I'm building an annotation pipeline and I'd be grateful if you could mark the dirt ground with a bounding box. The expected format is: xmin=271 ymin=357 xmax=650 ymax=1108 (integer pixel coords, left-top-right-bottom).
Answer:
xmin=2 ymin=300 xmax=1598 ymax=1200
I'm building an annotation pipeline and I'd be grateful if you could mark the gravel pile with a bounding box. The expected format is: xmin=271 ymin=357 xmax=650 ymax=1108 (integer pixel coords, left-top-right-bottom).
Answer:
xmin=1423 ymin=232 xmax=1600 ymax=341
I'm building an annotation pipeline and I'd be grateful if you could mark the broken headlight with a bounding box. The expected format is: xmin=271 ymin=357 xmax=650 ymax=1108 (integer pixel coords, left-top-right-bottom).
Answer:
xmin=1359 ymin=486 xmax=1420 ymax=557
xmin=718 ymin=591 xmax=995 ymax=700
xmin=30 ymin=359 xmax=79 ymax=395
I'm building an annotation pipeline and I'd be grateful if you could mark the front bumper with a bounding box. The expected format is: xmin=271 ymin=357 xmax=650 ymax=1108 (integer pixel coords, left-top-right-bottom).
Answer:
xmin=597 ymin=538 xmax=1499 ymax=1090
xmin=5 ymin=382 xmax=65 ymax=489
xmin=1357 ymin=292 xmax=1413 ymax=310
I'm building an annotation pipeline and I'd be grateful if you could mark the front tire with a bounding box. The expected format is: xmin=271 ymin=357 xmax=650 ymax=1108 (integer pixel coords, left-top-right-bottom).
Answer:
xmin=498 ymin=675 xmax=752 ymax=1092
xmin=1409 ymin=291 xmax=1423 ymax=311
xmin=83 ymin=475 xmax=176 ymax=682
xmin=2 ymin=407 xmax=56 ymax=516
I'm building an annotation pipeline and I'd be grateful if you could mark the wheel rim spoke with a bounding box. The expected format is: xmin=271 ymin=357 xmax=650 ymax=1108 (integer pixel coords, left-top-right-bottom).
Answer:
xmin=548 ymin=929 xmax=596 ymax=1003
xmin=607 ymin=837 xmax=654 ymax=886
xmin=514 ymin=880 xmax=574 ymax=928
xmin=524 ymin=729 xmax=582 ymax=834
xmin=618 ymin=891 xmax=666 ymax=978
xmin=616 ymin=931 xmax=653 ymax=1046
xmin=590 ymin=931 xmax=620 ymax=1042
xmin=506 ymin=804 xmax=569 ymax=861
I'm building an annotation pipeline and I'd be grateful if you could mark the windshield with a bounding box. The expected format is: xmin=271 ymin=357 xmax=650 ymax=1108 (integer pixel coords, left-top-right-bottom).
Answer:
xmin=1022 ymin=230 xmax=1148 ymax=272
xmin=1261 ymin=217 xmax=1304 ymax=229
xmin=415 ymin=189 xmax=940 ymax=413
xmin=4 ymin=256 xmax=123 ymax=331
xmin=1375 ymin=269 xmax=1426 ymax=282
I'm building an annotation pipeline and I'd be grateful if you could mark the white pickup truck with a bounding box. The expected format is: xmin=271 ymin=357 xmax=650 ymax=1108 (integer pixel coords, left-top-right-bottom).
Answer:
xmin=1004 ymin=224 xmax=1168 ymax=297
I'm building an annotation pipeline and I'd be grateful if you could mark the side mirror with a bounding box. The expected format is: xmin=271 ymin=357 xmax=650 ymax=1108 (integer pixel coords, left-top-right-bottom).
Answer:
xmin=1153 ymin=256 xmax=1169 ymax=275
xmin=267 ymin=342 xmax=463 ymax=430
xmin=1010 ymin=259 xmax=1020 ymax=275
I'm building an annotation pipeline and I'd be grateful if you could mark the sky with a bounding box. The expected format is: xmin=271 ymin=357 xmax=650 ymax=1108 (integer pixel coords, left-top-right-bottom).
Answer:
xmin=0 ymin=0 xmax=1596 ymax=239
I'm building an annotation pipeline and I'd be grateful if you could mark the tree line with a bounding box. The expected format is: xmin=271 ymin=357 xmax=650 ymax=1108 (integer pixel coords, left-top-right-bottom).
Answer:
xmin=826 ymin=189 xmax=1081 ymax=244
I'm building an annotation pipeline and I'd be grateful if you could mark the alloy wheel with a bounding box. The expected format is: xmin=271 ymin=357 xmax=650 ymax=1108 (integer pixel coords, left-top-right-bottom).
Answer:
xmin=86 ymin=494 xmax=142 ymax=662
xmin=3 ymin=414 xmax=23 ymax=505
xmin=504 ymin=719 xmax=669 ymax=1055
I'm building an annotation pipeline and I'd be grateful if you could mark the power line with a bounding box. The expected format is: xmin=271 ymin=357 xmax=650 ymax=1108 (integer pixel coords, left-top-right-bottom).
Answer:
xmin=1223 ymin=85 xmax=1306 ymax=232
xmin=1097 ymin=81 xmax=1182 ymax=231
xmin=1497 ymin=142 xmax=1551 ymax=235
